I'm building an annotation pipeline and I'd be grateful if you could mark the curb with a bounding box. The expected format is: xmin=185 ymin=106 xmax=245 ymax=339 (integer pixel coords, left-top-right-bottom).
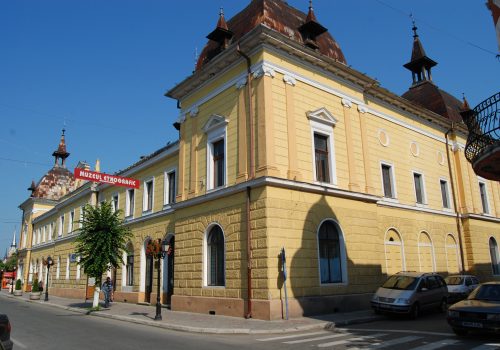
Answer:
xmin=1 ymin=292 xmax=379 ymax=334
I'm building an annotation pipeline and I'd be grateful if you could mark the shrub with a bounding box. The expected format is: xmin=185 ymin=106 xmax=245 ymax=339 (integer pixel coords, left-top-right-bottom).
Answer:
xmin=15 ymin=279 xmax=22 ymax=290
xmin=32 ymin=278 xmax=40 ymax=292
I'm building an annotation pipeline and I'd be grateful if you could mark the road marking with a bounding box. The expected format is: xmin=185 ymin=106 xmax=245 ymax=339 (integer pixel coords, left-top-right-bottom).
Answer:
xmin=470 ymin=345 xmax=500 ymax=350
xmin=12 ymin=337 xmax=28 ymax=349
xmin=284 ymin=333 xmax=349 ymax=344
xmin=317 ymin=333 xmax=387 ymax=348
xmin=357 ymin=335 xmax=422 ymax=349
xmin=411 ymin=339 xmax=460 ymax=350
xmin=256 ymin=331 xmax=331 ymax=341
xmin=346 ymin=327 xmax=454 ymax=337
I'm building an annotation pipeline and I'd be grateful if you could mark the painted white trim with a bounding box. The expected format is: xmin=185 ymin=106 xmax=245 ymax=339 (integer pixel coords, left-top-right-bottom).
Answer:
xmin=125 ymin=188 xmax=135 ymax=218
xmin=478 ymin=180 xmax=491 ymax=215
xmin=205 ymin=122 xmax=227 ymax=191
xmin=380 ymin=161 xmax=397 ymax=200
xmin=384 ymin=228 xmax=406 ymax=274
xmin=439 ymin=177 xmax=453 ymax=210
xmin=316 ymin=219 xmax=348 ymax=286
xmin=444 ymin=233 xmax=461 ymax=273
xmin=111 ymin=193 xmax=119 ymax=213
xmin=411 ymin=170 xmax=428 ymax=206
xmin=65 ymin=254 xmax=70 ymax=280
xmin=204 ymin=223 xmax=226 ymax=288
xmin=139 ymin=237 xmax=151 ymax=293
xmin=417 ymin=231 xmax=436 ymax=272
xmin=142 ymin=177 xmax=155 ymax=214
xmin=164 ymin=167 xmax=178 ymax=207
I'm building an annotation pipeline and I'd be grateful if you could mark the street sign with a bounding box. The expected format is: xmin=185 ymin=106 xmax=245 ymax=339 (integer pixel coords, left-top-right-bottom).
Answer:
xmin=74 ymin=168 xmax=140 ymax=189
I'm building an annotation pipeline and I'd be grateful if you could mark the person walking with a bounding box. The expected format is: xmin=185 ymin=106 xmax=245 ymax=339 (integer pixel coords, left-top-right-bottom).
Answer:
xmin=102 ymin=277 xmax=113 ymax=308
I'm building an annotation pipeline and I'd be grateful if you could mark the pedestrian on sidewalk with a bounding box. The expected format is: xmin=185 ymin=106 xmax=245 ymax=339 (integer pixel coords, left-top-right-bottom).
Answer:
xmin=102 ymin=277 xmax=113 ymax=308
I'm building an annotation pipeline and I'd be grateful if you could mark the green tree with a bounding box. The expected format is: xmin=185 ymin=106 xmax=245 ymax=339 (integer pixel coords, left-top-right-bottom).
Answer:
xmin=75 ymin=201 xmax=132 ymax=308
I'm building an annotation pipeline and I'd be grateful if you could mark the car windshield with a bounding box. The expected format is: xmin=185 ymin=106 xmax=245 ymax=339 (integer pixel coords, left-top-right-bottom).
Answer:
xmin=468 ymin=284 xmax=500 ymax=301
xmin=382 ymin=275 xmax=419 ymax=290
xmin=445 ymin=276 xmax=464 ymax=285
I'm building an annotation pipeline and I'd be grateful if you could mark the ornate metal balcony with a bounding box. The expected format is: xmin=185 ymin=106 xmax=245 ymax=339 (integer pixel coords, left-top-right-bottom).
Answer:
xmin=461 ymin=92 xmax=500 ymax=181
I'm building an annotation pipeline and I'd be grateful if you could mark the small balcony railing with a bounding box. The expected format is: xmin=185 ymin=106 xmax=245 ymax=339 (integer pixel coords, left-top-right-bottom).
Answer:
xmin=461 ymin=92 xmax=500 ymax=181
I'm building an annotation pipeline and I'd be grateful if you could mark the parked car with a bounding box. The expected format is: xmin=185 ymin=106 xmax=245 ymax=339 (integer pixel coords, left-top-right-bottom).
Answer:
xmin=0 ymin=314 xmax=13 ymax=350
xmin=447 ymin=281 xmax=500 ymax=336
xmin=445 ymin=275 xmax=480 ymax=303
xmin=371 ymin=271 xmax=448 ymax=319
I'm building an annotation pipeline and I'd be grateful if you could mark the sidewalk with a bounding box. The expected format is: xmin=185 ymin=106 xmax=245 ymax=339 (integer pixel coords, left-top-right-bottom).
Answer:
xmin=0 ymin=290 xmax=381 ymax=334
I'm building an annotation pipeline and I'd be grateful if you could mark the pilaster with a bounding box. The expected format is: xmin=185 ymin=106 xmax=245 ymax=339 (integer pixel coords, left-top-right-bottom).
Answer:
xmin=284 ymin=75 xmax=301 ymax=181
xmin=236 ymin=80 xmax=248 ymax=183
xmin=357 ymin=105 xmax=375 ymax=195
xmin=341 ymin=98 xmax=359 ymax=192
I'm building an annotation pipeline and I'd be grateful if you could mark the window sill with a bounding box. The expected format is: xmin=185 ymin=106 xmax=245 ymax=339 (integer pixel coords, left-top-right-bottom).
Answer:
xmin=381 ymin=197 xmax=399 ymax=204
xmin=320 ymin=282 xmax=348 ymax=287
xmin=203 ymin=285 xmax=226 ymax=289
xmin=313 ymin=181 xmax=338 ymax=189
xmin=142 ymin=210 xmax=153 ymax=217
xmin=415 ymin=203 xmax=428 ymax=209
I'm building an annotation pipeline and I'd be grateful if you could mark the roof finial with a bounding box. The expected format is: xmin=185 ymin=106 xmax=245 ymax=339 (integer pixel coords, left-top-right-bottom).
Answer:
xmin=410 ymin=14 xmax=418 ymax=38
xmin=309 ymin=0 xmax=313 ymax=11
xmin=462 ymin=93 xmax=471 ymax=111
xmin=220 ymin=7 xmax=224 ymax=17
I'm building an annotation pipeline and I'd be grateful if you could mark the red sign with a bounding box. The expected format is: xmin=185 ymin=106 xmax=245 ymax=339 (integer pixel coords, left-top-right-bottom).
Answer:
xmin=74 ymin=168 xmax=140 ymax=189
xmin=3 ymin=272 xmax=15 ymax=278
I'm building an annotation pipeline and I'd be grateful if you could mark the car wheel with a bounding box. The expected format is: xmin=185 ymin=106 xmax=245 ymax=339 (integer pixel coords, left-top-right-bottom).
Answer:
xmin=438 ymin=298 xmax=448 ymax=313
xmin=410 ymin=303 xmax=419 ymax=319
xmin=452 ymin=328 xmax=468 ymax=336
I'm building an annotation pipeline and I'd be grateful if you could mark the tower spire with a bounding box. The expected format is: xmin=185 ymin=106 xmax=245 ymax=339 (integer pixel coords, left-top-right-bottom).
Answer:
xmin=403 ymin=21 xmax=437 ymax=86
xmin=206 ymin=6 xmax=233 ymax=50
xmin=52 ymin=128 xmax=70 ymax=167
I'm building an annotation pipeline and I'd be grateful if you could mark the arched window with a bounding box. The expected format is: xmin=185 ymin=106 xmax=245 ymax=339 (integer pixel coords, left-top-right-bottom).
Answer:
xmin=384 ymin=228 xmax=405 ymax=275
xmin=126 ymin=243 xmax=134 ymax=286
xmin=418 ymin=231 xmax=435 ymax=272
xmin=207 ymin=225 xmax=225 ymax=286
xmin=490 ymin=237 xmax=500 ymax=275
xmin=318 ymin=220 xmax=345 ymax=284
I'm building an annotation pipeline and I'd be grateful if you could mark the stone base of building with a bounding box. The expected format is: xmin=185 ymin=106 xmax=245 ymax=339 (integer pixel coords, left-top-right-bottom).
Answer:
xmin=172 ymin=293 xmax=373 ymax=320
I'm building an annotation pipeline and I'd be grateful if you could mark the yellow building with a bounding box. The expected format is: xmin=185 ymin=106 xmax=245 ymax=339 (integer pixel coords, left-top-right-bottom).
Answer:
xmin=17 ymin=0 xmax=499 ymax=320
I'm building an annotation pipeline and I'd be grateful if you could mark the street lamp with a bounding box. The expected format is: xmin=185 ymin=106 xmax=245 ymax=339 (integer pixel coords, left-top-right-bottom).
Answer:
xmin=146 ymin=238 xmax=168 ymax=321
xmin=44 ymin=256 xmax=54 ymax=301
xmin=10 ymin=266 xmax=17 ymax=295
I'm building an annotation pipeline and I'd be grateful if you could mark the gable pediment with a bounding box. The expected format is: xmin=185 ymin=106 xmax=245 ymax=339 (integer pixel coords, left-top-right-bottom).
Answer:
xmin=307 ymin=108 xmax=338 ymax=127
xmin=202 ymin=114 xmax=228 ymax=133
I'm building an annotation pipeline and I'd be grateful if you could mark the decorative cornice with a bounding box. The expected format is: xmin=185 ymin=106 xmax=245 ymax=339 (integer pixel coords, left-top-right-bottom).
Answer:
xmin=235 ymin=77 xmax=247 ymax=89
xmin=253 ymin=66 xmax=275 ymax=79
xmin=189 ymin=106 xmax=199 ymax=118
xmin=341 ymin=98 xmax=352 ymax=108
xmin=283 ymin=74 xmax=296 ymax=86
xmin=358 ymin=105 xmax=368 ymax=114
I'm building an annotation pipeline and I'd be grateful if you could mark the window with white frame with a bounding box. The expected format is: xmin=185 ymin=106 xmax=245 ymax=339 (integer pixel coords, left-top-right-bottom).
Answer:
xmin=76 ymin=256 xmax=81 ymax=280
xmin=126 ymin=243 xmax=134 ymax=286
xmin=49 ymin=222 xmax=54 ymax=241
xmin=203 ymin=114 xmax=228 ymax=190
xmin=79 ymin=206 xmax=84 ymax=228
xmin=479 ymin=181 xmax=490 ymax=214
xmin=69 ymin=210 xmax=75 ymax=233
xmin=66 ymin=255 xmax=70 ymax=279
xmin=206 ymin=225 xmax=225 ymax=286
xmin=112 ymin=194 xmax=119 ymax=212
xmin=56 ymin=257 xmax=60 ymax=279
xmin=440 ymin=179 xmax=451 ymax=209
xmin=381 ymin=163 xmax=396 ymax=199
xmin=126 ymin=189 xmax=135 ymax=217
xmin=143 ymin=179 xmax=154 ymax=212
xmin=37 ymin=228 xmax=41 ymax=244
xmin=318 ymin=220 xmax=347 ymax=284
xmin=307 ymin=108 xmax=338 ymax=185
xmin=412 ymin=172 xmax=426 ymax=204
xmin=489 ymin=237 xmax=500 ymax=275
xmin=59 ymin=215 xmax=64 ymax=236
xmin=42 ymin=226 xmax=46 ymax=243
xmin=164 ymin=169 xmax=177 ymax=205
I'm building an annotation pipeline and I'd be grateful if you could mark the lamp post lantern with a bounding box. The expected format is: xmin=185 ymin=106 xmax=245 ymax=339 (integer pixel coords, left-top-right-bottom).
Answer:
xmin=44 ymin=256 xmax=54 ymax=301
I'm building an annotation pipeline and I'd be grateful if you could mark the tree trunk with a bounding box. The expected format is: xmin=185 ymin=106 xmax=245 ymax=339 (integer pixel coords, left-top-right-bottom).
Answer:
xmin=93 ymin=286 xmax=100 ymax=308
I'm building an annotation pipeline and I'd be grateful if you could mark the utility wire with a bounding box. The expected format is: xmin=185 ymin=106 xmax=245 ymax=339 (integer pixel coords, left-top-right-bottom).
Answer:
xmin=375 ymin=0 xmax=499 ymax=57
xmin=0 ymin=156 xmax=52 ymax=167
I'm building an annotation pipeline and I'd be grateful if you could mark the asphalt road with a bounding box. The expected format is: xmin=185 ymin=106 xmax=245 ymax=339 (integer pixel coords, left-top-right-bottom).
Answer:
xmin=2 ymin=297 xmax=500 ymax=350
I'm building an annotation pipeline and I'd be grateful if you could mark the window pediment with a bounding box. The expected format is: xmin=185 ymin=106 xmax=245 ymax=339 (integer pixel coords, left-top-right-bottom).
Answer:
xmin=202 ymin=114 xmax=228 ymax=134
xmin=307 ymin=108 xmax=338 ymax=127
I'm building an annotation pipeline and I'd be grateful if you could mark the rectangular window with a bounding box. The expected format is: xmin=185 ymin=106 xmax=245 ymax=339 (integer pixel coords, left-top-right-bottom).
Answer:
xmin=126 ymin=189 xmax=135 ymax=217
xmin=381 ymin=164 xmax=394 ymax=198
xmin=69 ymin=210 xmax=75 ymax=233
xmin=66 ymin=256 xmax=70 ymax=280
xmin=112 ymin=194 xmax=119 ymax=212
xmin=79 ymin=206 xmax=84 ymax=228
xmin=314 ymin=133 xmax=330 ymax=183
xmin=413 ymin=172 xmax=424 ymax=204
xmin=479 ymin=182 xmax=490 ymax=214
xmin=165 ymin=170 xmax=176 ymax=205
xmin=440 ymin=179 xmax=450 ymax=209
xmin=42 ymin=226 xmax=46 ymax=243
xmin=49 ymin=223 xmax=54 ymax=241
xmin=126 ymin=255 xmax=134 ymax=286
xmin=59 ymin=215 xmax=64 ymax=236
xmin=213 ymin=140 xmax=225 ymax=188
xmin=144 ymin=179 xmax=154 ymax=212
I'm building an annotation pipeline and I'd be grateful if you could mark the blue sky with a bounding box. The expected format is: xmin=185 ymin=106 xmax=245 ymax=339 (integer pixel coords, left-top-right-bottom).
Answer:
xmin=0 ymin=0 xmax=498 ymax=255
